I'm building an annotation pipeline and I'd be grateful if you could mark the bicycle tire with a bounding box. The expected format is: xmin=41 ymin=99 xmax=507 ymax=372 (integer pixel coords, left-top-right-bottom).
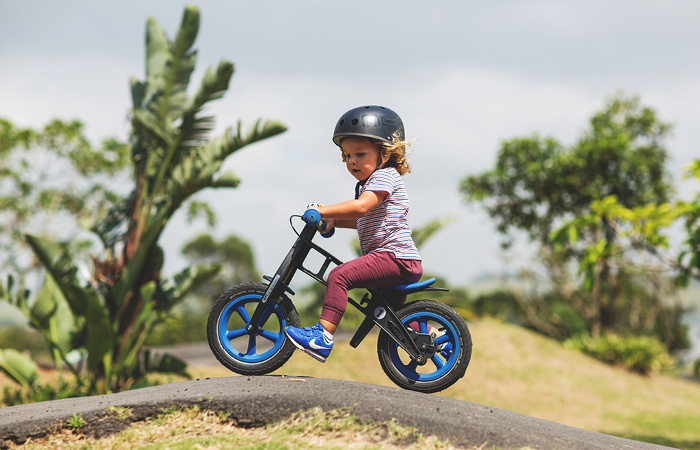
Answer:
xmin=377 ymin=300 xmax=472 ymax=393
xmin=207 ymin=282 xmax=300 ymax=375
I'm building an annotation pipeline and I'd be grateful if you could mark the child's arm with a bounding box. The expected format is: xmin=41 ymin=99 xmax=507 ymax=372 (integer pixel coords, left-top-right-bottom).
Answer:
xmin=319 ymin=190 xmax=387 ymax=220
xmin=332 ymin=218 xmax=358 ymax=229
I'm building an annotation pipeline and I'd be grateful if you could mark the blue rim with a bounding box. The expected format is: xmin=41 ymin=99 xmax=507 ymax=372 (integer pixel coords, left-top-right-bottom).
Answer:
xmin=389 ymin=311 xmax=460 ymax=382
xmin=217 ymin=293 xmax=287 ymax=363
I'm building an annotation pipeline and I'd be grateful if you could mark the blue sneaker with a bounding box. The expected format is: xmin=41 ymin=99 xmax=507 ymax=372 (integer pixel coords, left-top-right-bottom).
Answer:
xmin=284 ymin=323 xmax=333 ymax=363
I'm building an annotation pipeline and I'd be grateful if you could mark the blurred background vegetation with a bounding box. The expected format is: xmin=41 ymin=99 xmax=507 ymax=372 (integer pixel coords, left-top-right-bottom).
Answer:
xmin=1 ymin=5 xmax=700 ymax=412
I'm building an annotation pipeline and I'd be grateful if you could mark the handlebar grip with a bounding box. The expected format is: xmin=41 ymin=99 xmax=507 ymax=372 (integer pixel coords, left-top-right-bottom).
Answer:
xmin=320 ymin=223 xmax=335 ymax=238
xmin=303 ymin=206 xmax=334 ymax=238
xmin=302 ymin=208 xmax=321 ymax=226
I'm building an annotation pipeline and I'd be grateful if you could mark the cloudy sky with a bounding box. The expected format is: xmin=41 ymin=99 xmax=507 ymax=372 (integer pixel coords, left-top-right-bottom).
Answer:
xmin=2 ymin=1 xmax=699 ymax=289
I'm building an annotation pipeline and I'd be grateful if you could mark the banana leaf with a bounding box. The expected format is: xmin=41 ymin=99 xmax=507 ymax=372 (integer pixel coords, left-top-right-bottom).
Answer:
xmin=32 ymin=273 xmax=75 ymax=351
xmin=25 ymin=234 xmax=115 ymax=371
xmin=0 ymin=348 xmax=39 ymax=390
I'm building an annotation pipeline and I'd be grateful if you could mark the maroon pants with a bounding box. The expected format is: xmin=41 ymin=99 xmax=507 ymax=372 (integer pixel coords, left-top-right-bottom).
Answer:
xmin=320 ymin=251 xmax=423 ymax=326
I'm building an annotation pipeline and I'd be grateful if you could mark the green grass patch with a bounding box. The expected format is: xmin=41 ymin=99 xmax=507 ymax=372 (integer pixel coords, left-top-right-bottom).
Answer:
xmin=10 ymin=406 xmax=468 ymax=450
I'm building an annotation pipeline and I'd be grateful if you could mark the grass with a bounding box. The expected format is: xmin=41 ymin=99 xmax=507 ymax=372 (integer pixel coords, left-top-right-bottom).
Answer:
xmin=2 ymin=319 xmax=699 ymax=449
xmin=6 ymin=405 xmax=478 ymax=450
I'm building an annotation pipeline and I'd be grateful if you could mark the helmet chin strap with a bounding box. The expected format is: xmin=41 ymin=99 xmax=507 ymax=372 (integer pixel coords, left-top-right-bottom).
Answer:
xmin=355 ymin=154 xmax=386 ymax=199
xmin=355 ymin=177 xmax=369 ymax=200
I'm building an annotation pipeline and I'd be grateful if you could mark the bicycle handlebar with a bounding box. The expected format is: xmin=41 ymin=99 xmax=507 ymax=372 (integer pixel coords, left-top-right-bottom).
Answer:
xmin=302 ymin=208 xmax=335 ymax=238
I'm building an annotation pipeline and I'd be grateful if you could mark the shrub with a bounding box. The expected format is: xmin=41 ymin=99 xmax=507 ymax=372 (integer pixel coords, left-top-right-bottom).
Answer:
xmin=564 ymin=333 xmax=674 ymax=375
xmin=146 ymin=312 xmax=209 ymax=346
xmin=1 ymin=378 xmax=87 ymax=407
xmin=0 ymin=327 xmax=53 ymax=364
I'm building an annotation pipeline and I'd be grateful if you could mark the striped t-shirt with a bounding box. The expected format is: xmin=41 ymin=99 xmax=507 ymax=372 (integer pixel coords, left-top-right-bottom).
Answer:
xmin=357 ymin=168 xmax=421 ymax=260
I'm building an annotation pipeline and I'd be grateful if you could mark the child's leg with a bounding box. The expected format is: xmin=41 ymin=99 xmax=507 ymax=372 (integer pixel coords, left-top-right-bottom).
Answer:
xmin=320 ymin=252 xmax=422 ymax=331
xmin=285 ymin=253 xmax=421 ymax=363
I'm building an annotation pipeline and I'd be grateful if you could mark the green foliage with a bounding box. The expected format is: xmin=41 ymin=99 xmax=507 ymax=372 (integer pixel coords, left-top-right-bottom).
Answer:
xmin=0 ymin=348 xmax=39 ymax=389
xmin=66 ymin=413 xmax=87 ymax=429
xmin=1 ymin=378 xmax=87 ymax=407
xmin=550 ymin=195 xmax=688 ymax=290
xmin=550 ymin=159 xmax=700 ymax=350
xmin=146 ymin=311 xmax=209 ymax=345
xmin=461 ymin=94 xmax=672 ymax=246
xmin=678 ymin=160 xmax=700 ymax=285
xmin=0 ymin=117 xmax=129 ymax=272
xmin=471 ymin=290 xmax=521 ymax=321
xmin=0 ymin=326 xmax=52 ymax=362
xmin=564 ymin=333 xmax=674 ymax=375
xmin=461 ymin=93 xmax=672 ymax=247
xmin=0 ymin=5 xmax=285 ymax=398
xmin=461 ymin=93 xmax=687 ymax=348
xmin=181 ymin=233 xmax=259 ymax=305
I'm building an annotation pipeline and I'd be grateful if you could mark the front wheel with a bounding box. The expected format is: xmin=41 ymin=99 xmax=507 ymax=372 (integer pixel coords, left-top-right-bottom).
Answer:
xmin=207 ymin=282 xmax=300 ymax=375
xmin=377 ymin=300 xmax=472 ymax=393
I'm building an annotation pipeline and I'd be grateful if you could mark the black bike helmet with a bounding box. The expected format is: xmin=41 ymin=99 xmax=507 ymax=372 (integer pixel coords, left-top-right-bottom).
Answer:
xmin=332 ymin=105 xmax=404 ymax=147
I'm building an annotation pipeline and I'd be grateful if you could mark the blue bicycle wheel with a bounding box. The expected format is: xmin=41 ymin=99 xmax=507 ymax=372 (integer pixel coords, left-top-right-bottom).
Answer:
xmin=207 ymin=282 xmax=300 ymax=375
xmin=377 ymin=300 xmax=471 ymax=393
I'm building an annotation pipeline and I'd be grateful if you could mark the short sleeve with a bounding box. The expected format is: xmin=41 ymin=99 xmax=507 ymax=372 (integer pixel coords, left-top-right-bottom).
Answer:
xmin=363 ymin=169 xmax=397 ymax=196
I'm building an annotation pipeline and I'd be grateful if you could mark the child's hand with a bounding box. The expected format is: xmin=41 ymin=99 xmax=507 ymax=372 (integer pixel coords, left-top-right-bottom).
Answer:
xmin=320 ymin=218 xmax=336 ymax=234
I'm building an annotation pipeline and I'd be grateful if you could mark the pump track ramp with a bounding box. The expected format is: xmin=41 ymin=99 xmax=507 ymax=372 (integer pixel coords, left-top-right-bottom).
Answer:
xmin=0 ymin=376 xmax=677 ymax=449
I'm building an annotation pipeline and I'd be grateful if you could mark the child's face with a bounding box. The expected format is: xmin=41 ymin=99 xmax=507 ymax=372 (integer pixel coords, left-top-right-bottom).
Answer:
xmin=341 ymin=137 xmax=381 ymax=181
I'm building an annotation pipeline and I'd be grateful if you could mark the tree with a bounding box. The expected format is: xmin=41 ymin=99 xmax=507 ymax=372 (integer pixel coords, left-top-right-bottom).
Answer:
xmin=462 ymin=94 xmax=672 ymax=247
xmin=0 ymin=5 xmax=286 ymax=396
xmin=181 ymin=232 xmax=259 ymax=304
xmin=0 ymin=118 xmax=129 ymax=272
xmin=551 ymin=160 xmax=700 ymax=349
xmin=678 ymin=160 xmax=700 ymax=284
xmin=461 ymin=94 xmax=678 ymax=340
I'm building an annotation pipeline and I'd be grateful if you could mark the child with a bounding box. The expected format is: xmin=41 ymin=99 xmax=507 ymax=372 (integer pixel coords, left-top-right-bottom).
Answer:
xmin=284 ymin=105 xmax=422 ymax=363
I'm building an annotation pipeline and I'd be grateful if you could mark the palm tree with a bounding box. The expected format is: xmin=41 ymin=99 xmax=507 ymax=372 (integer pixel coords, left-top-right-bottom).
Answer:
xmin=1 ymin=5 xmax=286 ymax=395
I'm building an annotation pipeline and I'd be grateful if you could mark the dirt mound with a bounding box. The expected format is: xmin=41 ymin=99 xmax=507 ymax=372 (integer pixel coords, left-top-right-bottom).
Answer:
xmin=0 ymin=376 xmax=676 ymax=449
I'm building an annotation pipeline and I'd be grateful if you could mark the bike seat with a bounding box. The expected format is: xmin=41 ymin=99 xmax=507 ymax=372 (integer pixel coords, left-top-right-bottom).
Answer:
xmin=388 ymin=277 xmax=436 ymax=293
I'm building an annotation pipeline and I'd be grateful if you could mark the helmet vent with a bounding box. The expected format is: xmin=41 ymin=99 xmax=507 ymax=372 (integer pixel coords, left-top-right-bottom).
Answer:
xmin=351 ymin=119 xmax=359 ymax=125
xmin=339 ymin=120 xmax=345 ymax=126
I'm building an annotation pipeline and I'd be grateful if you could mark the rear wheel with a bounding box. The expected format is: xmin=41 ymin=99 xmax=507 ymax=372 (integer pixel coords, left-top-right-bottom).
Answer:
xmin=207 ymin=282 xmax=300 ymax=375
xmin=377 ymin=300 xmax=471 ymax=393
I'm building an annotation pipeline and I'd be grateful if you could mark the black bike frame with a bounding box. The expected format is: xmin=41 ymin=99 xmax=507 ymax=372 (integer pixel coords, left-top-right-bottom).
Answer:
xmin=247 ymin=220 xmax=440 ymax=364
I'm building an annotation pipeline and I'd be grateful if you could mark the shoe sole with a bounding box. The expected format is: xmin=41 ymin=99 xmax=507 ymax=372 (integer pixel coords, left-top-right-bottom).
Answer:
xmin=284 ymin=329 xmax=329 ymax=363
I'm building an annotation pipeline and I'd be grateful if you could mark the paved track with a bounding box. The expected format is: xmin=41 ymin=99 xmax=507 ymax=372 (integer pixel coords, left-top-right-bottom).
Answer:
xmin=0 ymin=376 xmax=677 ymax=449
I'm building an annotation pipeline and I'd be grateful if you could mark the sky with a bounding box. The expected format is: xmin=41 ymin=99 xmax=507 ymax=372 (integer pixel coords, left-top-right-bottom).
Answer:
xmin=2 ymin=0 xmax=699 ymax=291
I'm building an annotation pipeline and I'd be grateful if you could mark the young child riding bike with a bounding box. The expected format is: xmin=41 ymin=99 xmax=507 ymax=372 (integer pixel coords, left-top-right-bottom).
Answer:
xmin=284 ymin=105 xmax=422 ymax=363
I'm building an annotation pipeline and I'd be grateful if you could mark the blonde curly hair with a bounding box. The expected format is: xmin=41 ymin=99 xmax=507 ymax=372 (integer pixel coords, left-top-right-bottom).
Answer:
xmin=378 ymin=131 xmax=412 ymax=175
